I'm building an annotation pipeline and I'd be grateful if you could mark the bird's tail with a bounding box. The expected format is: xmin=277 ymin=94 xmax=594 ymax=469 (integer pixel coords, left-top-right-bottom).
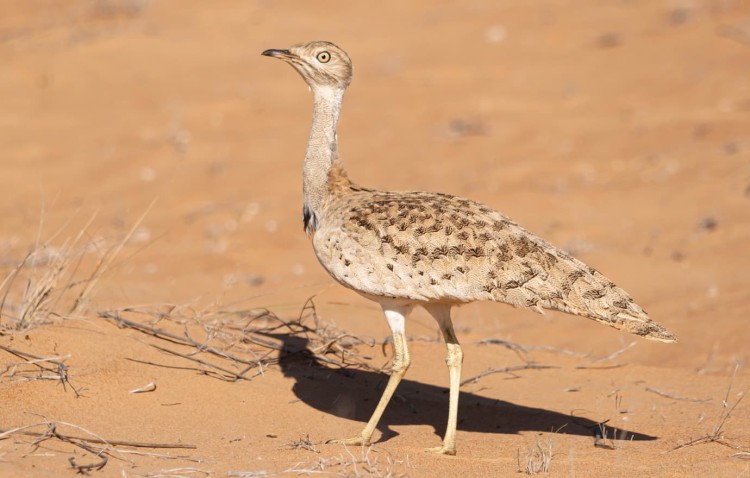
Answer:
xmin=537 ymin=253 xmax=677 ymax=343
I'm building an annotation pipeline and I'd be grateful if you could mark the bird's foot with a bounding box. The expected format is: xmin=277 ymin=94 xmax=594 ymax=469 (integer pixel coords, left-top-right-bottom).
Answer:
xmin=326 ymin=435 xmax=370 ymax=447
xmin=425 ymin=444 xmax=456 ymax=456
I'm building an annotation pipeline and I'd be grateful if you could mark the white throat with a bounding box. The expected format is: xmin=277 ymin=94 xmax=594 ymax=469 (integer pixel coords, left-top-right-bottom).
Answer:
xmin=302 ymin=85 xmax=346 ymax=234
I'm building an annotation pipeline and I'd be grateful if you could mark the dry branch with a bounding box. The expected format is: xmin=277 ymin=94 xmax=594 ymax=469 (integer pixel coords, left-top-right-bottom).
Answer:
xmin=0 ymin=424 xmax=195 ymax=449
xmin=44 ymin=422 xmax=110 ymax=473
xmin=101 ymin=311 xmax=266 ymax=367
xmin=519 ymin=435 xmax=553 ymax=474
xmin=99 ymin=298 xmax=385 ymax=385
xmin=460 ymin=363 xmax=558 ymax=386
xmin=670 ymin=363 xmax=747 ymax=452
xmin=0 ymin=344 xmax=79 ymax=396
xmin=70 ymin=199 xmax=155 ymax=315
xmin=148 ymin=342 xmax=260 ymax=382
xmin=1 ymin=419 xmax=199 ymax=474
xmin=476 ymin=338 xmax=588 ymax=358
xmin=284 ymin=434 xmax=320 ymax=454
xmin=0 ymin=206 xmax=151 ymax=332
xmin=575 ymin=341 xmax=636 ymax=369
xmin=270 ymin=444 xmax=400 ymax=477
xmin=645 ymin=387 xmax=711 ymax=403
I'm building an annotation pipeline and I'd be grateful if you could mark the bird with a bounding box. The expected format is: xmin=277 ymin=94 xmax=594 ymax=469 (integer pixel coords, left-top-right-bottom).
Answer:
xmin=261 ymin=41 xmax=676 ymax=456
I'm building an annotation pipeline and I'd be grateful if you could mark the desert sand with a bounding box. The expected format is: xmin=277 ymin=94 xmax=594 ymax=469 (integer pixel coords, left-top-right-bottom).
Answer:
xmin=1 ymin=1 xmax=749 ymax=476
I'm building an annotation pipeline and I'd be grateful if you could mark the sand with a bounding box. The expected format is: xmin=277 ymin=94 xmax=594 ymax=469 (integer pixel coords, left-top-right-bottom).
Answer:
xmin=1 ymin=1 xmax=749 ymax=476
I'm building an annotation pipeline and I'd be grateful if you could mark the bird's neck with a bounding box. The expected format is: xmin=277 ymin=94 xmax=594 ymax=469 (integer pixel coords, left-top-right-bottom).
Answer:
xmin=303 ymin=86 xmax=349 ymax=234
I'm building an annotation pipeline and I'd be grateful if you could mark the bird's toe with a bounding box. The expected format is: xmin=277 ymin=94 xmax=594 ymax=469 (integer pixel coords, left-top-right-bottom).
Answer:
xmin=425 ymin=445 xmax=456 ymax=456
xmin=326 ymin=436 xmax=369 ymax=446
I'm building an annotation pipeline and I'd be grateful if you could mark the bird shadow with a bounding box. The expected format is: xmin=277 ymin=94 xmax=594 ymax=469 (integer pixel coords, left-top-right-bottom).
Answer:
xmin=268 ymin=332 xmax=656 ymax=444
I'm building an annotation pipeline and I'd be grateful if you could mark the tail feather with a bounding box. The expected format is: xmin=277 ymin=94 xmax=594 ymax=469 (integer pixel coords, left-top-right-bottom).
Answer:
xmin=485 ymin=227 xmax=677 ymax=343
xmin=533 ymin=251 xmax=677 ymax=343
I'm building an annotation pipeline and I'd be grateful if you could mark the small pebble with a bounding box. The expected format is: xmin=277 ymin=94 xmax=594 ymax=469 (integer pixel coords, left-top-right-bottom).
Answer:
xmin=669 ymin=8 xmax=691 ymax=25
xmin=698 ymin=216 xmax=718 ymax=232
xmin=723 ymin=142 xmax=739 ymax=155
xmin=595 ymin=32 xmax=623 ymax=48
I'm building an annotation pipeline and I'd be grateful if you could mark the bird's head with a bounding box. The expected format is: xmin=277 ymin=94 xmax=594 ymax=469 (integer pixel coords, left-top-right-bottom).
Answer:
xmin=262 ymin=41 xmax=353 ymax=91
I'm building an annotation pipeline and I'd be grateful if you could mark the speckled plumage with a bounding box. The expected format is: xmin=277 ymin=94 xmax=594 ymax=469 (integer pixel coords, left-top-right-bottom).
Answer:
xmin=315 ymin=183 xmax=672 ymax=340
xmin=263 ymin=41 xmax=675 ymax=456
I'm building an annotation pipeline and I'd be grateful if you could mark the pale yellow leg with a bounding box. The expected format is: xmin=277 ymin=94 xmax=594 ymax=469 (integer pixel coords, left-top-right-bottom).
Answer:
xmin=328 ymin=303 xmax=412 ymax=447
xmin=424 ymin=304 xmax=463 ymax=455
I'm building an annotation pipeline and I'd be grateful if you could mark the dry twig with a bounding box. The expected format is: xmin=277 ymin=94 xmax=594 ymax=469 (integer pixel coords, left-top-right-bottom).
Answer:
xmin=670 ymin=363 xmax=747 ymax=452
xmin=460 ymin=363 xmax=558 ymax=386
xmin=645 ymin=387 xmax=711 ymax=403
xmin=69 ymin=199 xmax=155 ymax=315
xmin=0 ymin=205 xmax=151 ymax=332
xmin=0 ymin=423 xmax=195 ymax=449
xmin=98 ymin=297 xmax=385 ymax=385
xmin=0 ymin=344 xmax=79 ymax=396
xmin=518 ymin=435 xmax=553 ymax=474
xmin=0 ymin=419 xmax=198 ymax=474
xmin=575 ymin=341 xmax=636 ymax=369
xmin=284 ymin=434 xmax=320 ymax=454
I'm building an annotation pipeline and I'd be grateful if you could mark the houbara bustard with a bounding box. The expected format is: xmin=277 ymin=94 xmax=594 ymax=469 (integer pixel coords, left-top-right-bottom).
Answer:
xmin=262 ymin=41 xmax=676 ymax=455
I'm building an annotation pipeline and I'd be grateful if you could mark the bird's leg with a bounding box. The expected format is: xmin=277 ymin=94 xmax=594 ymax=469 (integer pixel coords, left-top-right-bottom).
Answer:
xmin=327 ymin=303 xmax=412 ymax=447
xmin=424 ymin=304 xmax=463 ymax=455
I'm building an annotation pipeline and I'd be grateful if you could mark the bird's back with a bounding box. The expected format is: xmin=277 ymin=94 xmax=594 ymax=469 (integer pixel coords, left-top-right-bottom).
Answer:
xmin=312 ymin=187 xmax=676 ymax=342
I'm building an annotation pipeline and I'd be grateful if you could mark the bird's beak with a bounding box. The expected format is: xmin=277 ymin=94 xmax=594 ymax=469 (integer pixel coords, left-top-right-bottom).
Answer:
xmin=261 ymin=49 xmax=296 ymax=61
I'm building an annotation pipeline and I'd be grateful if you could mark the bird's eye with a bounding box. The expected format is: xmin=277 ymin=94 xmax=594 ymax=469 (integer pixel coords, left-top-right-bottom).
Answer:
xmin=317 ymin=51 xmax=331 ymax=63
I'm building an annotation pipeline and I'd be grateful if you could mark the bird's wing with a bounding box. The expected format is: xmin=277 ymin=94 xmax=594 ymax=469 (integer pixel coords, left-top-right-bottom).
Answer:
xmin=313 ymin=190 xmax=675 ymax=342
